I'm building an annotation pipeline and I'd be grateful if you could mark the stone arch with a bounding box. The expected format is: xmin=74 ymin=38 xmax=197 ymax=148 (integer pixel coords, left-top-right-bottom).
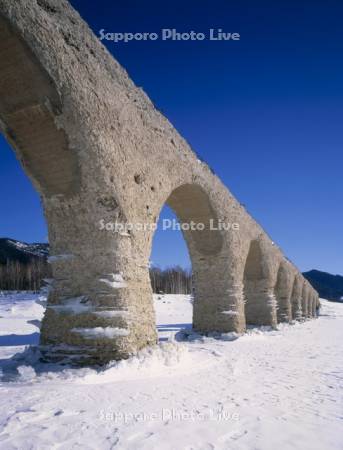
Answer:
xmin=151 ymin=183 xmax=245 ymax=334
xmin=165 ymin=184 xmax=224 ymax=257
xmin=0 ymin=13 xmax=80 ymax=198
xmin=290 ymin=275 xmax=303 ymax=320
xmin=274 ymin=262 xmax=293 ymax=322
xmin=243 ymin=239 xmax=277 ymax=327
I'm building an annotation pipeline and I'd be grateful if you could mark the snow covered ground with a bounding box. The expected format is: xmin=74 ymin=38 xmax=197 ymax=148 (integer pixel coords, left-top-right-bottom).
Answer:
xmin=0 ymin=292 xmax=342 ymax=450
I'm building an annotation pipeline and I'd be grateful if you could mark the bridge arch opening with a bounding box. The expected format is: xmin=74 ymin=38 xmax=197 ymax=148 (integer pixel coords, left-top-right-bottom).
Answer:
xmin=165 ymin=184 xmax=223 ymax=257
xmin=149 ymin=183 xmax=224 ymax=336
xmin=0 ymin=132 xmax=52 ymax=354
xmin=150 ymin=204 xmax=193 ymax=341
xmin=0 ymin=15 xmax=83 ymax=352
xmin=243 ymin=240 xmax=264 ymax=324
xmin=243 ymin=240 xmax=276 ymax=326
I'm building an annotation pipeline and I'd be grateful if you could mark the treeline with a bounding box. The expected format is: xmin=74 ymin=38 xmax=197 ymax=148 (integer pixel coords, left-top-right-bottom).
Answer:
xmin=150 ymin=266 xmax=192 ymax=294
xmin=0 ymin=259 xmax=51 ymax=291
xmin=0 ymin=260 xmax=192 ymax=295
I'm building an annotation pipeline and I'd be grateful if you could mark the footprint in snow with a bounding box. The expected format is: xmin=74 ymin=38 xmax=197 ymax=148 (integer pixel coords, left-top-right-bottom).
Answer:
xmin=218 ymin=429 xmax=248 ymax=443
xmin=127 ymin=431 xmax=154 ymax=442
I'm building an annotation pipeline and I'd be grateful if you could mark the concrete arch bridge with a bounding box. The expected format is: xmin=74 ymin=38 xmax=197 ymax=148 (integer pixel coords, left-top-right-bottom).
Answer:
xmin=0 ymin=0 xmax=319 ymax=365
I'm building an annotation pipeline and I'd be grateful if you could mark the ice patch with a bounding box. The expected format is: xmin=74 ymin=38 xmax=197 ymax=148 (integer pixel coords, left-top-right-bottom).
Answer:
xmin=93 ymin=310 xmax=129 ymax=318
xmin=48 ymin=296 xmax=91 ymax=314
xmin=221 ymin=310 xmax=239 ymax=316
xmin=99 ymin=273 xmax=127 ymax=289
xmin=71 ymin=326 xmax=130 ymax=339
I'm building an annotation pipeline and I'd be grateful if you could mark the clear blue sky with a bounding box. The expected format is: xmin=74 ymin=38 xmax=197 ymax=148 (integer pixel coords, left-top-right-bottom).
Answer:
xmin=0 ymin=0 xmax=342 ymax=274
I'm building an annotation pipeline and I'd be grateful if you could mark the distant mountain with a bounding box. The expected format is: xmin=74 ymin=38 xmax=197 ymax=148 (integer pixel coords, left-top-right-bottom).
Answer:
xmin=0 ymin=238 xmax=49 ymax=265
xmin=303 ymin=270 xmax=343 ymax=302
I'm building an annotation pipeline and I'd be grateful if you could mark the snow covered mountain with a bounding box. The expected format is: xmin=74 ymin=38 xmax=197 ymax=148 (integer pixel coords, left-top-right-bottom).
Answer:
xmin=0 ymin=238 xmax=49 ymax=264
xmin=303 ymin=269 xmax=343 ymax=302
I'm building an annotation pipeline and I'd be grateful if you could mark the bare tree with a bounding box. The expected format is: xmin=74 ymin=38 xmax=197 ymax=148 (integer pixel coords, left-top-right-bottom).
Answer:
xmin=150 ymin=266 xmax=192 ymax=294
xmin=0 ymin=259 xmax=51 ymax=292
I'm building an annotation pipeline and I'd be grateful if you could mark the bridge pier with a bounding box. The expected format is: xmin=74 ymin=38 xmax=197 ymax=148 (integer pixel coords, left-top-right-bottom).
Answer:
xmin=244 ymin=279 xmax=277 ymax=327
xmin=307 ymin=291 xmax=316 ymax=319
xmin=301 ymin=285 xmax=311 ymax=319
xmin=275 ymin=263 xmax=293 ymax=322
xmin=290 ymin=276 xmax=303 ymax=320
xmin=193 ymin=271 xmax=246 ymax=334
xmin=39 ymin=199 xmax=158 ymax=364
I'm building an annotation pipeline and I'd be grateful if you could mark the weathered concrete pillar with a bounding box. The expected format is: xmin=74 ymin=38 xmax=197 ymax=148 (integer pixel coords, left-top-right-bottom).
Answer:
xmin=301 ymin=284 xmax=308 ymax=319
xmin=274 ymin=263 xmax=293 ymax=322
xmin=39 ymin=195 xmax=158 ymax=364
xmin=315 ymin=295 xmax=320 ymax=317
xmin=307 ymin=295 xmax=314 ymax=318
xmin=243 ymin=240 xmax=277 ymax=327
xmin=311 ymin=294 xmax=317 ymax=318
xmin=192 ymin=262 xmax=246 ymax=334
xmin=301 ymin=284 xmax=313 ymax=319
xmin=290 ymin=275 xmax=303 ymax=320
xmin=312 ymin=296 xmax=316 ymax=317
xmin=308 ymin=291 xmax=317 ymax=318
